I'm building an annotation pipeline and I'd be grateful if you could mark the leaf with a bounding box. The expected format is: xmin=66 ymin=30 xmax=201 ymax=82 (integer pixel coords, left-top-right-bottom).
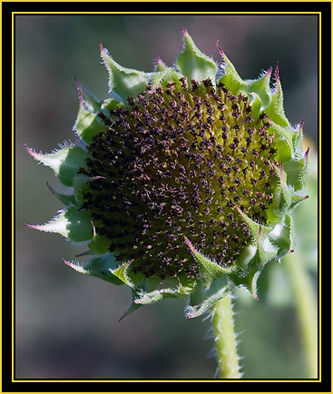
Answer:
xmin=64 ymin=253 xmax=124 ymax=286
xmin=100 ymin=43 xmax=148 ymax=102
xmin=25 ymin=206 xmax=93 ymax=243
xmin=149 ymin=67 xmax=181 ymax=88
xmin=176 ymin=28 xmax=217 ymax=83
xmin=185 ymin=277 xmax=229 ymax=319
xmin=46 ymin=181 xmax=76 ymax=206
xmin=24 ymin=144 xmax=87 ymax=187
xmin=245 ymin=67 xmax=272 ymax=109
xmin=217 ymin=44 xmax=248 ymax=94
xmin=184 ymin=237 xmax=229 ymax=289
xmin=74 ymin=104 xmax=109 ymax=145
xmin=264 ymin=65 xmax=290 ymax=128
xmin=111 ymin=260 xmax=135 ymax=288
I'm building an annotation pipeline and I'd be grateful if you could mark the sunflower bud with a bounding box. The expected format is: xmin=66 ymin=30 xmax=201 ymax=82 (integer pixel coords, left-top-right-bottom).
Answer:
xmin=25 ymin=28 xmax=308 ymax=319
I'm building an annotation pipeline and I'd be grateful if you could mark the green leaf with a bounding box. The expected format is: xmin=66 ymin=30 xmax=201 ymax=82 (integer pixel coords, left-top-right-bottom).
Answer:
xmin=246 ymin=68 xmax=272 ymax=109
xmin=149 ymin=67 xmax=181 ymax=88
xmin=283 ymin=157 xmax=308 ymax=191
xmin=73 ymin=79 xmax=112 ymax=144
xmin=229 ymin=222 xmax=279 ymax=300
xmin=268 ymin=214 xmax=295 ymax=257
xmin=64 ymin=207 xmax=94 ymax=242
xmin=134 ymin=288 xmax=176 ymax=305
xmin=235 ymin=205 xmax=272 ymax=240
xmin=111 ymin=260 xmax=135 ymax=288
xmin=275 ymin=163 xmax=294 ymax=216
xmin=267 ymin=120 xmax=294 ymax=163
xmin=239 ymin=228 xmax=278 ymax=300
xmin=75 ymin=78 xmax=102 ymax=113
xmin=247 ymin=228 xmax=279 ymax=299
xmin=74 ymin=104 xmax=109 ymax=145
xmin=64 ymin=253 xmax=124 ymax=286
xmin=133 ymin=275 xmax=194 ymax=307
xmin=101 ymin=97 xmax=123 ymax=112
xmin=100 ymin=43 xmax=149 ymax=102
xmin=25 ymin=206 xmax=93 ymax=243
xmin=88 ymin=233 xmax=111 ymax=255
xmin=24 ymin=144 xmax=87 ymax=187
xmin=72 ymin=173 xmax=91 ymax=203
xmin=176 ymin=28 xmax=217 ymax=83
xmin=217 ymin=45 xmax=248 ymax=95
xmin=292 ymin=122 xmax=305 ymax=160
xmin=184 ymin=237 xmax=229 ymax=289
xmin=264 ymin=66 xmax=290 ymax=128
xmin=134 ymin=281 xmax=182 ymax=306
xmin=186 ymin=276 xmax=229 ymax=319
xmin=46 ymin=181 xmax=76 ymax=206
xmin=247 ymin=92 xmax=262 ymax=120
xmin=154 ymin=54 xmax=168 ymax=71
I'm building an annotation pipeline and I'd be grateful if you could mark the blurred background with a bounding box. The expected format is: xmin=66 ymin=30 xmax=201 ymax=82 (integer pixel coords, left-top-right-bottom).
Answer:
xmin=16 ymin=14 xmax=318 ymax=379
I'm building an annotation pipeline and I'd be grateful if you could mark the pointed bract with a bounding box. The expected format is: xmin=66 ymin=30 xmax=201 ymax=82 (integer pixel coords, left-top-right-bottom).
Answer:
xmin=26 ymin=207 xmax=93 ymax=243
xmin=74 ymin=90 xmax=110 ymax=145
xmin=46 ymin=181 xmax=76 ymax=205
xmin=217 ymin=43 xmax=247 ymax=94
xmin=264 ymin=65 xmax=290 ymax=128
xmin=154 ymin=54 xmax=167 ymax=72
xmin=111 ymin=260 xmax=135 ymax=288
xmin=25 ymin=144 xmax=87 ymax=187
xmin=100 ymin=43 xmax=149 ymax=103
xmin=74 ymin=78 xmax=102 ymax=114
xmin=246 ymin=67 xmax=272 ymax=109
xmin=177 ymin=28 xmax=217 ymax=83
xmin=64 ymin=253 xmax=124 ymax=285
xmin=149 ymin=67 xmax=181 ymax=88
xmin=186 ymin=276 xmax=229 ymax=318
xmin=185 ymin=237 xmax=229 ymax=289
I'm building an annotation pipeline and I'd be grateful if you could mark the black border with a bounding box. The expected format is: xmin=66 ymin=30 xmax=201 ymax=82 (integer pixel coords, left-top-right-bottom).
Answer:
xmin=3 ymin=1 xmax=332 ymax=13
xmin=5 ymin=1 xmax=330 ymax=392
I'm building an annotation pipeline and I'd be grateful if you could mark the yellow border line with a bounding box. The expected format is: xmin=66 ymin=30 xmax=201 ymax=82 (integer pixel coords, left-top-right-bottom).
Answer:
xmin=5 ymin=0 xmax=331 ymax=2
xmin=318 ymin=10 xmax=322 ymax=384
xmin=11 ymin=9 xmax=15 ymax=388
xmin=12 ymin=11 xmax=319 ymax=14
xmin=11 ymin=10 xmax=322 ymax=386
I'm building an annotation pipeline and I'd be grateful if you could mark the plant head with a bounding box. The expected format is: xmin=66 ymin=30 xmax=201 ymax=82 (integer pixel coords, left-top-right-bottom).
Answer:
xmin=25 ymin=28 xmax=309 ymax=319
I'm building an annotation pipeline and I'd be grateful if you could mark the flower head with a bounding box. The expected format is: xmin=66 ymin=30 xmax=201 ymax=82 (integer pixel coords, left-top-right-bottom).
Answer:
xmin=25 ymin=29 xmax=309 ymax=319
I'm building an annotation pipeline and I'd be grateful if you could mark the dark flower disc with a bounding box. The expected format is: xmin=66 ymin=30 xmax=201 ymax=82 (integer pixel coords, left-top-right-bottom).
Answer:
xmin=80 ymin=77 xmax=278 ymax=279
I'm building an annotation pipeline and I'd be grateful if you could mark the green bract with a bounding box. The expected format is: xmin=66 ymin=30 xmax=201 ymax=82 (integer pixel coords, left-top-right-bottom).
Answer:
xmin=25 ymin=28 xmax=308 ymax=319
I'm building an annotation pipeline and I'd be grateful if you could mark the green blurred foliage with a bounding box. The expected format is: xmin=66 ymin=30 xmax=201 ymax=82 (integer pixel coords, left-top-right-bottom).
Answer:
xmin=16 ymin=14 xmax=318 ymax=379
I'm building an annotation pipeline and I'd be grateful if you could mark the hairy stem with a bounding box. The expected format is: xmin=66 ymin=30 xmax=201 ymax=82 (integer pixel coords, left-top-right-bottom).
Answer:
xmin=210 ymin=294 xmax=241 ymax=378
xmin=284 ymin=252 xmax=318 ymax=378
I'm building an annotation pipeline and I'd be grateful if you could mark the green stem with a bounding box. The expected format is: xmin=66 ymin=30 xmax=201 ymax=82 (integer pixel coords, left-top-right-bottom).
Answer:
xmin=284 ymin=252 xmax=318 ymax=378
xmin=210 ymin=294 xmax=241 ymax=378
